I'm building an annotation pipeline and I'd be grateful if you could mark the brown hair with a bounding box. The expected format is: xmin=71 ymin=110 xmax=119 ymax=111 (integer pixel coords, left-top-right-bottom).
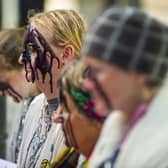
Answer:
xmin=0 ymin=27 xmax=25 ymax=71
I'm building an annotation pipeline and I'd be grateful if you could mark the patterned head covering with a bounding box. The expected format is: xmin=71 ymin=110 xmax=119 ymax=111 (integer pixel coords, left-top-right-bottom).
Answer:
xmin=69 ymin=87 xmax=105 ymax=122
xmin=82 ymin=6 xmax=168 ymax=81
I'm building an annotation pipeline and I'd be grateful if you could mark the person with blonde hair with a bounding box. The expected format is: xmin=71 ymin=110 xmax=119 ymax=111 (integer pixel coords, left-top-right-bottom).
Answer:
xmin=18 ymin=9 xmax=86 ymax=167
xmin=0 ymin=27 xmax=40 ymax=163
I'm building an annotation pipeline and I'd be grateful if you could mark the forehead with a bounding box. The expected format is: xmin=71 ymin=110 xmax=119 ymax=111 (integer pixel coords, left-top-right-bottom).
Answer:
xmin=83 ymin=56 xmax=131 ymax=78
xmin=25 ymin=24 xmax=56 ymax=54
xmin=28 ymin=23 xmax=53 ymax=44
xmin=83 ymin=56 xmax=112 ymax=70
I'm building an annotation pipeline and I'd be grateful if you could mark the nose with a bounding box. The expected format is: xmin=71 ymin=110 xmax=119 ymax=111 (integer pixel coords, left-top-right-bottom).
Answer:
xmin=82 ymin=77 xmax=96 ymax=91
xmin=18 ymin=53 xmax=24 ymax=64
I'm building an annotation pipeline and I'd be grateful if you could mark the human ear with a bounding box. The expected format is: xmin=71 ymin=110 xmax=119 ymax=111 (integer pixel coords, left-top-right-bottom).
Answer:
xmin=62 ymin=45 xmax=75 ymax=65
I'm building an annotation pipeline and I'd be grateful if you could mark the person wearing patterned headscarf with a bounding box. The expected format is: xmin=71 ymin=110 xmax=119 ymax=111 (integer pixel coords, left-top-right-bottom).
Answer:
xmin=82 ymin=6 xmax=168 ymax=168
xmin=50 ymin=60 xmax=105 ymax=168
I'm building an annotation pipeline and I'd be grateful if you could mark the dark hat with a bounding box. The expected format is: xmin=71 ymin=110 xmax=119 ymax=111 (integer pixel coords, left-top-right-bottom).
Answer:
xmin=82 ymin=6 xmax=168 ymax=81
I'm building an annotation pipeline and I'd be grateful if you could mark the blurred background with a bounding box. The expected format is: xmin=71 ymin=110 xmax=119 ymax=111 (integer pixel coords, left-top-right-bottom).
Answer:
xmin=0 ymin=0 xmax=168 ymax=159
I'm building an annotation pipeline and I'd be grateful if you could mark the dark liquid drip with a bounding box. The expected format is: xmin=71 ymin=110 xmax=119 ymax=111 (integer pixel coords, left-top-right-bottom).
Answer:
xmin=37 ymin=54 xmax=60 ymax=93
xmin=24 ymin=60 xmax=36 ymax=83
xmin=23 ymin=53 xmax=60 ymax=93
xmin=30 ymin=59 xmax=36 ymax=83
xmin=47 ymin=56 xmax=60 ymax=93
xmin=48 ymin=56 xmax=54 ymax=93
xmin=35 ymin=67 xmax=39 ymax=80
xmin=24 ymin=63 xmax=29 ymax=82
xmin=42 ymin=73 xmax=45 ymax=83
xmin=23 ymin=26 xmax=61 ymax=93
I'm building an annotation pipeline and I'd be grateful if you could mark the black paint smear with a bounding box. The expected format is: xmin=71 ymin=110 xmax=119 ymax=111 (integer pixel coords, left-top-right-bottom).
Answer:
xmin=35 ymin=29 xmax=60 ymax=93
xmin=22 ymin=26 xmax=61 ymax=93
xmin=22 ymin=55 xmax=36 ymax=83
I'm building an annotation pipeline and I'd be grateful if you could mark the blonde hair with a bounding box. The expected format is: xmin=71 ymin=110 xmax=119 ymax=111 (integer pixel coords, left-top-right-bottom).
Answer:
xmin=0 ymin=27 xmax=25 ymax=71
xmin=29 ymin=10 xmax=87 ymax=58
xmin=60 ymin=59 xmax=87 ymax=91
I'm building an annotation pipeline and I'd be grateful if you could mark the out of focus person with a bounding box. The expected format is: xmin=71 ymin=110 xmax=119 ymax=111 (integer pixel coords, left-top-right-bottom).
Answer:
xmin=51 ymin=60 xmax=105 ymax=168
xmin=82 ymin=6 xmax=168 ymax=168
xmin=18 ymin=9 xmax=86 ymax=167
xmin=0 ymin=28 xmax=40 ymax=162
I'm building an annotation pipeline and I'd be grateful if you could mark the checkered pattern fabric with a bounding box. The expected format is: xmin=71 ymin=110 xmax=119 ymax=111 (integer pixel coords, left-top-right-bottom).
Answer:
xmin=82 ymin=6 xmax=168 ymax=81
